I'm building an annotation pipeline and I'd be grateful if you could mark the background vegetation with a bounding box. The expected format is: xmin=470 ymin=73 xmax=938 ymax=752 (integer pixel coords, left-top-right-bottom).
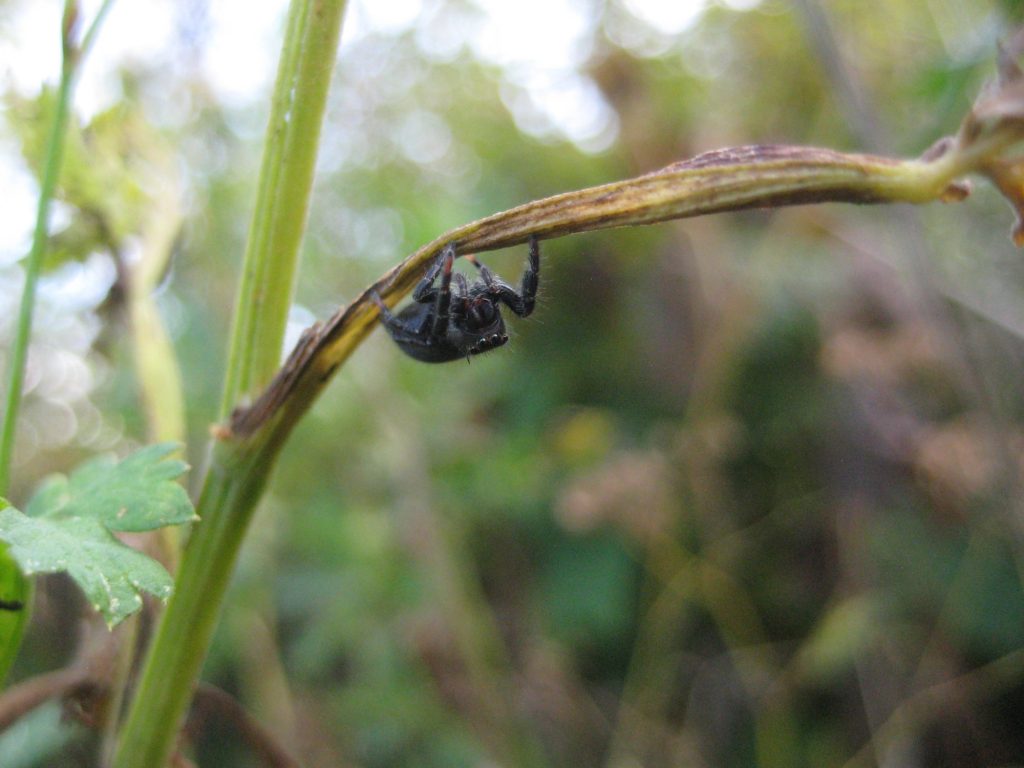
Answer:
xmin=4 ymin=0 xmax=1024 ymax=765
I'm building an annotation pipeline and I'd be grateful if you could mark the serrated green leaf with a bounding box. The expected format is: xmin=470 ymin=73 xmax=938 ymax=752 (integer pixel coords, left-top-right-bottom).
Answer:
xmin=0 ymin=444 xmax=195 ymax=627
xmin=0 ymin=543 xmax=30 ymax=685
xmin=0 ymin=503 xmax=172 ymax=627
xmin=25 ymin=443 xmax=196 ymax=532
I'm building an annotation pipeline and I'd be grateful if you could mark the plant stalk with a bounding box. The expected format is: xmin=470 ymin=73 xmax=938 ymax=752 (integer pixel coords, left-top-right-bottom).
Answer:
xmin=1 ymin=11 xmax=72 ymax=492
xmin=0 ymin=0 xmax=116 ymax=688
xmin=113 ymin=1 xmax=347 ymax=764
xmin=113 ymin=442 xmax=274 ymax=767
xmin=218 ymin=0 xmax=341 ymax=418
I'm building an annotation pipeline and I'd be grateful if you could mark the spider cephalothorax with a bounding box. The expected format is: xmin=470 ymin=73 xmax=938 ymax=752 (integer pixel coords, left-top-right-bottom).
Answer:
xmin=371 ymin=236 xmax=540 ymax=363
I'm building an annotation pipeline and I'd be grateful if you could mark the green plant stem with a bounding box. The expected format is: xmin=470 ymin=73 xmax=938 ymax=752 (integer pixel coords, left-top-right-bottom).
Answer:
xmin=0 ymin=63 xmax=70 ymax=495
xmin=0 ymin=61 xmax=71 ymax=692
xmin=113 ymin=1 xmax=346 ymax=764
xmin=113 ymin=441 xmax=274 ymax=767
xmin=123 ymin=181 xmax=188 ymax=569
xmin=0 ymin=0 xmax=115 ymax=494
xmin=77 ymin=0 xmax=115 ymax=58
xmin=0 ymin=0 xmax=115 ymax=689
xmin=219 ymin=0 xmax=342 ymax=417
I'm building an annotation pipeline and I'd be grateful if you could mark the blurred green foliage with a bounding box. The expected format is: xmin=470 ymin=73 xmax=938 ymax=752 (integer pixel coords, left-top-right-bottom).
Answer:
xmin=3 ymin=87 xmax=174 ymax=271
xmin=5 ymin=0 xmax=1024 ymax=766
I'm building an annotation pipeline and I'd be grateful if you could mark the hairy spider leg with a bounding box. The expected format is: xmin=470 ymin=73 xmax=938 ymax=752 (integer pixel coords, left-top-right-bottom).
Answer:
xmin=370 ymin=291 xmax=430 ymax=345
xmin=450 ymin=271 xmax=470 ymax=318
xmin=520 ymin=234 xmax=540 ymax=316
xmin=412 ymin=242 xmax=456 ymax=303
xmin=369 ymin=245 xmax=461 ymax=354
xmin=466 ymin=235 xmax=540 ymax=317
xmin=429 ymin=245 xmax=456 ymax=338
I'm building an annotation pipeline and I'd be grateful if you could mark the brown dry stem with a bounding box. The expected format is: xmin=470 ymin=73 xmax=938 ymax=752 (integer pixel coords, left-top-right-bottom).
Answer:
xmin=228 ymin=44 xmax=1024 ymax=457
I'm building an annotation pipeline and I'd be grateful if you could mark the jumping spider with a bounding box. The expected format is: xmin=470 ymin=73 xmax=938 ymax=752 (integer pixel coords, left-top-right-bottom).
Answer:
xmin=371 ymin=236 xmax=540 ymax=363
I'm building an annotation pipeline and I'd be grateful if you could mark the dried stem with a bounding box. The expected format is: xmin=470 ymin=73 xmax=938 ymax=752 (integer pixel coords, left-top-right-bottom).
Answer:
xmin=229 ymin=143 xmax=975 ymax=442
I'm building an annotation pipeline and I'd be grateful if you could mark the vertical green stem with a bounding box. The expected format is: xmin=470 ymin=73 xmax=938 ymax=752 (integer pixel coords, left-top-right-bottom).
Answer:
xmin=0 ymin=0 xmax=116 ymax=491
xmin=113 ymin=444 xmax=273 ymax=768
xmin=0 ymin=0 xmax=115 ymax=687
xmin=219 ymin=0 xmax=343 ymax=416
xmin=114 ymin=1 xmax=347 ymax=764
xmin=0 ymin=32 xmax=72 ymax=492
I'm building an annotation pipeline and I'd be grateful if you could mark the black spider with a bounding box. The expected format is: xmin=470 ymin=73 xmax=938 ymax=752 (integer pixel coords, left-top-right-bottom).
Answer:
xmin=371 ymin=236 xmax=540 ymax=363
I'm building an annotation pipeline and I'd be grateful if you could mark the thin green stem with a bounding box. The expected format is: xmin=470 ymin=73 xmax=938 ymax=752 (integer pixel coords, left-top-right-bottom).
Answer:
xmin=0 ymin=0 xmax=116 ymax=494
xmin=114 ymin=1 xmax=347 ymax=764
xmin=78 ymin=0 xmax=116 ymax=60
xmin=0 ymin=0 xmax=115 ymax=701
xmin=0 ymin=64 xmax=72 ymax=495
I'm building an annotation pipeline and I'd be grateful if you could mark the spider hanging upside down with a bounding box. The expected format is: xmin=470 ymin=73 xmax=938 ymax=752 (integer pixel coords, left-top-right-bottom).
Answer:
xmin=371 ymin=235 xmax=540 ymax=363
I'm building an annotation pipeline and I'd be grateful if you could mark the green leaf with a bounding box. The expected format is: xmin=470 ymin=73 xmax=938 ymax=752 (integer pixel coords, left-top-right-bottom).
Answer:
xmin=25 ymin=443 xmax=196 ymax=532
xmin=0 ymin=506 xmax=171 ymax=627
xmin=0 ymin=545 xmax=30 ymax=685
xmin=0 ymin=443 xmax=196 ymax=627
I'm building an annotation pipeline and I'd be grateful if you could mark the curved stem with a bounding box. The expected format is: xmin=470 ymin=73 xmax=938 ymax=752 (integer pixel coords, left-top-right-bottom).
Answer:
xmin=230 ymin=142 xmax=975 ymax=445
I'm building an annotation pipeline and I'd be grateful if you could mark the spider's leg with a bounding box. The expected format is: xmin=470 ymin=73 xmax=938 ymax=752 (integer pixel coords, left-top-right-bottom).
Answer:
xmin=517 ymin=234 xmax=540 ymax=317
xmin=452 ymin=272 xmax=470 ymax=315
xmin=371 ymin=291 xmax=434 ymax=346
xmin=430 ymin=245 xmax=456 ymax=337
xmin=466 ymin=258 xmax=524 ymax=312
xmin=450 ymin=272 xmax=476 ymax=336
xmin=370 ymin=291 xmax=405 ymax=332
xmin=466 ymin=235 xmax=540 ymax=318
xmin=412 ymin=243 xmax=456 ymax=303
